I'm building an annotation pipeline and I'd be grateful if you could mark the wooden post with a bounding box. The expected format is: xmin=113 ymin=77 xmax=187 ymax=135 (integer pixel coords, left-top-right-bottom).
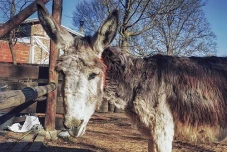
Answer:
xmin=148 ymin=139 xmax=152 ymax=152
xmin=148 ymin=138 xmax=157 ymax=152
xmin=29 ymin=23 xmax=34 ymax=63
xmin=44 ymin=0 xmax=62 ymax=133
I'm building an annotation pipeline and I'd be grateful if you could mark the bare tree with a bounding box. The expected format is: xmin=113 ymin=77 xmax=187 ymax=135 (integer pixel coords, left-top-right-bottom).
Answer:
xmin=73 ymin=0 xmax=217 ymax=56
xmin=0 ymin=0 xmax=50 ymax=37
xmin=73 ymin=0 xmax=176 ymax=54
xmin=144 ymin=0 xmax=217 ymax=56
xmin=0 ymin=0 xmax=50 ymax=64
xmin=0 ymin=0 xmax=35 ymax=64
xmin=72 ymin=0 xmax=108 ymax=34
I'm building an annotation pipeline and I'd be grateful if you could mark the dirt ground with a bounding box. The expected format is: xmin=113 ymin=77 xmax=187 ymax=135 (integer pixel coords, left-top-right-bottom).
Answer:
xmin=40 ymin=113 xmax=227 ymax=152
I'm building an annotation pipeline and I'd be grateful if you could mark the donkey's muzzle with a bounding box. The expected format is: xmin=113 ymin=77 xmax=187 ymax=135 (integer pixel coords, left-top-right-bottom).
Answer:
xmin=64 ymin=119 xmax=87 ymax=137
xmin=64 ymin=118 xmax=83 ymax=129
xmin=68 ymin=125 xmax=86 ymax=137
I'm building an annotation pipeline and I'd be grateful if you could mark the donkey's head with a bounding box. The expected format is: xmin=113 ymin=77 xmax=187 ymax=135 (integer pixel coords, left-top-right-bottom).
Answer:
xmin=37 ymin=2 xmax=118 ymax=137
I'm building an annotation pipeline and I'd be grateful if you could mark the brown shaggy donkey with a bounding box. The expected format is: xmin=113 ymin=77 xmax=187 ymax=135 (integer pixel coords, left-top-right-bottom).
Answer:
xmin=37 ymin=2 xmax=227 ymax=152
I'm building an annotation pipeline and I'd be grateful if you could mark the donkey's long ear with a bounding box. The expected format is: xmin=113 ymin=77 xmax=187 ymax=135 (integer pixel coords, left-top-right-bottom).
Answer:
xmin=92 ymin=10 xmax=118 ymax=57
xmin=37 ymin=1 xmax=74 ymax=50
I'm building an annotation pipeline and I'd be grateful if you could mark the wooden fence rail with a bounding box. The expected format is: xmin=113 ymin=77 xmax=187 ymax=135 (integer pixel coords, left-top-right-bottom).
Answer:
xmin=0 ymin=83 xmax=56 ymax=110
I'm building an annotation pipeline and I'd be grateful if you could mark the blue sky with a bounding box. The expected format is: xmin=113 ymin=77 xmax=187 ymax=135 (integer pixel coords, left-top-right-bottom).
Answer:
xmin=24 ymin=0 xmax=227 ymax=56
xmin=202 ymin=0 xmax=227 ymax=56
xmin=30 ymin=0 xmax=78 ymax=30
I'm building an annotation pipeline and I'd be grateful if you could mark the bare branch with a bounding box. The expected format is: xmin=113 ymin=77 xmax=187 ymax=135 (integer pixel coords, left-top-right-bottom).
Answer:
xmin=125 ymin=0 xmax=150 ymax=30
xmin=0 ymin=0 xmax=50 ymax=38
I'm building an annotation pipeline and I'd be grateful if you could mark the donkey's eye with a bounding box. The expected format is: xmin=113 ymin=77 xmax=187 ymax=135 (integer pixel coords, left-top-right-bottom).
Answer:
xmin=88 ymin=73 xmax=98 ymax=80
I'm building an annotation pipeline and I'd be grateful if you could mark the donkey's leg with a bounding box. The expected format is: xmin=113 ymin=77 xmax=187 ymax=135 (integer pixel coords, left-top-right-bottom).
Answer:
xmin=148 ymin=95 xmax=174 ymax=152
xmin=148 ymin=122 xmax=174 ymax=152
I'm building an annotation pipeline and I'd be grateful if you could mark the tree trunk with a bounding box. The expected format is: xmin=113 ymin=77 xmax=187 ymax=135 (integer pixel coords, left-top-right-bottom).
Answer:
xmin=119 ymin=0 xmax=131 ymax=54
xmin=167 ymin=45 xmax=173 ymax=55
xmin=8 ymin=40 xmax=17 ymax=65
xmin=8 ymin=0 xmax=17 ymax=65
xmin=121 ymin=36 xmax=129 ymax=54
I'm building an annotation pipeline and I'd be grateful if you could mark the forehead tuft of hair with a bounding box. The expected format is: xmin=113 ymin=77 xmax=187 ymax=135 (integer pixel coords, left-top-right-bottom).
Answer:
xmin=73 ymin=36 xmax=92 ymax=50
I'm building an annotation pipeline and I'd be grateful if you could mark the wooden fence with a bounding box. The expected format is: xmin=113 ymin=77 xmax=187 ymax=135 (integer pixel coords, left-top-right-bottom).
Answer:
xmin=0 ymin=62 xmax=60 ymax=130
xmin=0 ymin=62 xmax=122 ymax=130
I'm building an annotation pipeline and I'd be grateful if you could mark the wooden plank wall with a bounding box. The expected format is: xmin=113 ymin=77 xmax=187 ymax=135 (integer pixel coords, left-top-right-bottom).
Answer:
xmin=0 ymin=63 xmax=39 ymax=79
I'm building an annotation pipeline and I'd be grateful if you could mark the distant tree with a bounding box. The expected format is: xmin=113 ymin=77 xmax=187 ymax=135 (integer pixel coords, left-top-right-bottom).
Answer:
xmin=73 ymin=0 xmax=180 ymax=54
xmin=140 ymin=0 xmax=217 ymax=56
xmin=0 ymin=0 xmax=50 ymax=64
xmin=73 ymin=0 xmax=217 ymax=56
xmin=72 ymin=0 xmax=107 ymax=34
xmin=0 ymin=0 xmax=50 ymax=37
xmin=0 ymin=0 xmax=37 ymax=64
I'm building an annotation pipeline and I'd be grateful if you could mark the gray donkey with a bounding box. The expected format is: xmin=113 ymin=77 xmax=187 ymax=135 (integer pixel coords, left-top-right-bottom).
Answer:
xmin=37 ymin=2 xmax=227 ymax=152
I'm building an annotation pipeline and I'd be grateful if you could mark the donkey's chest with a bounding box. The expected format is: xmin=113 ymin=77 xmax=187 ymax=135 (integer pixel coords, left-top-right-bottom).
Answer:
xmin=124 ymin=92 xmax=175 ymax=138
xmin=125 ymin=105 xmax=152 ymax=137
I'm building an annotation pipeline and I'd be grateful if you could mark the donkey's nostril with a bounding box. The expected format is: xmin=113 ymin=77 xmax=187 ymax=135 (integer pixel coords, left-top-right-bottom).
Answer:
xmin=63 ymin=121 xmax=71 ymax=129
xmin=64 ymin=124 xmax=71 ymax=129
xmin=80 ymin=119 xmax=84 ymax=125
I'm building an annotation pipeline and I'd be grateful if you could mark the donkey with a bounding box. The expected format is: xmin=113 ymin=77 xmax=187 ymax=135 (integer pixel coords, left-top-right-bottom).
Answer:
xmin=37 ymin=2 xmax=227 ymax=152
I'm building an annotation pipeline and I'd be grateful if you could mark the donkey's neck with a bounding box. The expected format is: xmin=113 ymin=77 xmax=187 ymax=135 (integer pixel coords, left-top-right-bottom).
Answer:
xmin=102 ymin=49 xmax=144 ymax=109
